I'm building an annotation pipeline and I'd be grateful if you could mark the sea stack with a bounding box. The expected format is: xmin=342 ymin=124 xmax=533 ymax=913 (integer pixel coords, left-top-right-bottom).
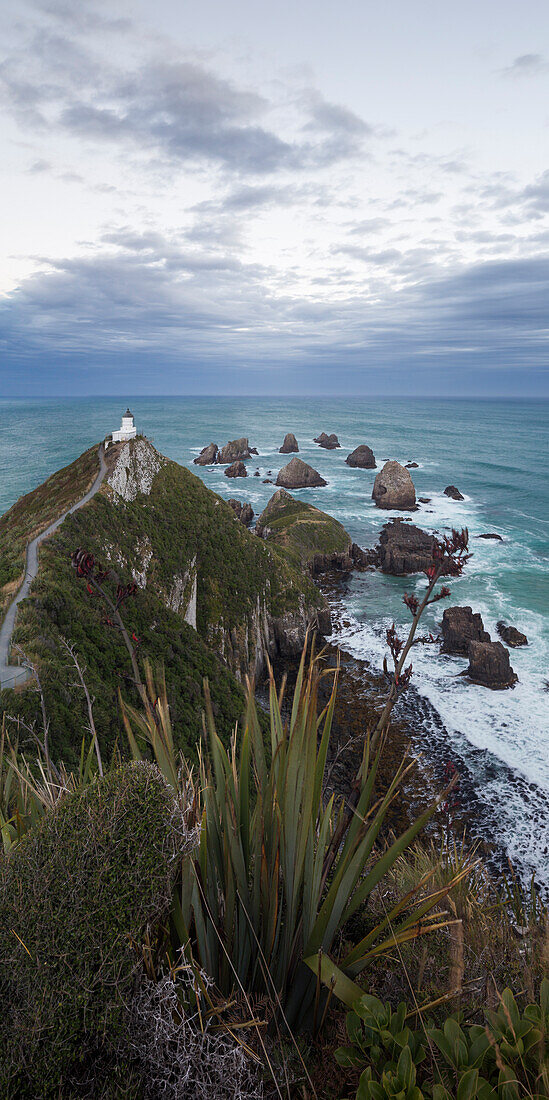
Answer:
xmin=279 ymin=433 xmax=299 ymax=454
xmin=314 ymin=432 xmax=340 ymax=449
xmin=276 ymin=457 xmax=327 ymax=489
xmin=194 ymin=443 xmax=219 ymax=465
xmin=372 ymin=461 xmax=416 ymax=509
xmin=346 ymin=444 xmax=376 ymax=468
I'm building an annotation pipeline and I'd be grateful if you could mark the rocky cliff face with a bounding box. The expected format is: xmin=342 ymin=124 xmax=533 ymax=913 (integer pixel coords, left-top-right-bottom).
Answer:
xmin=104 ymin=440 xmax=329 ymax=678
xmin=106 ymin=438 xmax=165 ymax=502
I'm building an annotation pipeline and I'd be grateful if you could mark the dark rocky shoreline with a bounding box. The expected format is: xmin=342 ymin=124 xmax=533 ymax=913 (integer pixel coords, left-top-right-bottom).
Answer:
xmin=267 ymin=568 xmax=547 ymax=893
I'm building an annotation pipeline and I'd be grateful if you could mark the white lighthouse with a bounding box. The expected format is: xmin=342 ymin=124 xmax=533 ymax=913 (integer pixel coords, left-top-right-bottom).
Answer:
xmin=108 ymin=408 xmax=137 ymax=447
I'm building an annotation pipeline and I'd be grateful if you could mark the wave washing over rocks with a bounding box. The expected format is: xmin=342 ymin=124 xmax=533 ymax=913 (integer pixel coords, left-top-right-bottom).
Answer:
xmin=327 ymin=590 xmax=549 ymax=893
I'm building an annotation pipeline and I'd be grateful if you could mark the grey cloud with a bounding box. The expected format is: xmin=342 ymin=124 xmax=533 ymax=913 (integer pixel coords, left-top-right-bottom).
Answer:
xmin=1 ymin=241 xmax=548 ymax=390
xmin=501 ymin=53 xmax=549 ymax=78
xmin=335 ymin=244 xmax=402 ymax=265
xmin=303 ymin=94 xmax=372 ymax=137
xmin=27 ymin=158 xmax=52 ymax=173
xmin=346 ymin=217 xmax=389 ymax=236
xmin=2 ymin=24 xmax=374 ymax=176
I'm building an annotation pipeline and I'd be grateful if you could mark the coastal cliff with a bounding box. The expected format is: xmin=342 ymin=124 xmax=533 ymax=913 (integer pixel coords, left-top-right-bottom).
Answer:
xmin=0 ymin=438 xmax=328 ymax=759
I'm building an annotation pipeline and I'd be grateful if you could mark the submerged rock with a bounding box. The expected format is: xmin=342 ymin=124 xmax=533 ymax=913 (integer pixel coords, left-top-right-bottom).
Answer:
xmin=441 ymin=606 xmax=490 ymax=656
xmin=276 ymin=457 xmax=327 ymax=489
xmin=497 ymin=621 xmax=528 ymax=647
xmin=372 ymin=461 xmax=416 ymax=509
xmin=194 ymin=443 xmax=218 ymax=466
xmin=444 ymin=485 xmax=464 ymax=501
xmin=225 ymin=461 xmax=247 ymax=479
xmin=418 ymin=497 xmax=431 ymax=504
xmin=376 ymin=519 xmax=436 ymax=574
xmin=228 ymin=499 xmax=254 ymax=526
xmin=217 ymin=438 xmax=253 ymax=464
xmin=477 ymin=533 xmax=503 ymax=541
xmin=466 ymin=640 xmax=518 ymax=689
xmin=279 ymin=432 xmax=299 ymax=454
xmin=346 ymin=444 xmax=376 ymax=468
xmin=314 ymin=432 xmax=340 ymax=449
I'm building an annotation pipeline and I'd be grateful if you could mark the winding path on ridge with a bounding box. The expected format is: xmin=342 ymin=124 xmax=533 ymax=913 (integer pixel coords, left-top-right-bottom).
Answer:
xmin=0 ymin=443 xmax=107 ymax=690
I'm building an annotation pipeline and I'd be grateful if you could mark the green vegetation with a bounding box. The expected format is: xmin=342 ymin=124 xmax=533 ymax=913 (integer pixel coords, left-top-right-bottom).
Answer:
xmin=0 ymin=441 xmax=323 ymax=761
xmin=0 ymin=643 xmax=546 ymax=1098
xmin=124 ymin=646 xmax=467 ymax=1033
xmin=257 ymin=488 xmax=352 ymax=573
xmin=0 ymin=444 xmax=100 ymax=603
xmin=335 ymin=985 xmax=549 ymax=1099
xmin=0 ymin=761 xmax=177 ymax=1099
xmin=1 ymin=465 xmax=546 ymax=1099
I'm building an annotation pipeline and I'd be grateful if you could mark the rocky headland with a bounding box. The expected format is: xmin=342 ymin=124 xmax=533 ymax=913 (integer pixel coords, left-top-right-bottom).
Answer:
xmin=256 ymin=487 xmax=357 ymax=577
xmin=0 ymin=437 xmax=331 ymax=758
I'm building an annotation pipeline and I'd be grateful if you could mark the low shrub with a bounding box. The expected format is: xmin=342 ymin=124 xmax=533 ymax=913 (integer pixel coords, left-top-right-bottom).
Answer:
xmin=336 ymin=983 xmax=549 ymax=1099
xmin=0 ymin=761 xmax=178 ymax=1098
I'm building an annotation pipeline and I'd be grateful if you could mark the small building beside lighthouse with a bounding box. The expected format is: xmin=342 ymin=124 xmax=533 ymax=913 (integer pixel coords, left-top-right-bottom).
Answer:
xmin=107 ymin=408 xmax=137 ymax=448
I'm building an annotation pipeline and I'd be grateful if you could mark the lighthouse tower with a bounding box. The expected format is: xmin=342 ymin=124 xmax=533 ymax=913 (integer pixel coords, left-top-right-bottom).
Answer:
xmin=109 ymin=408 xmax=137 ymax=446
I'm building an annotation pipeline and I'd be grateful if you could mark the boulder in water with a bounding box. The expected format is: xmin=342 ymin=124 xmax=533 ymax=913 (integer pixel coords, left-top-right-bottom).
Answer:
xmin=441 ymin=606 xmax=490 ymax=656
xmin=279 ymin=433 xmax=299 ymax=454
xmin=217 ymin=438 xmax=253 ymax=464
xmin=375 ymin=519 xmax=436 ymax=574
xmin=276 ymin=457 xmax=327 ymax=489
xmin=405 ymin=461 xmax=419 ymax=469
xmin=372 ymin=461 xmax=416 ymax=509
xmin=194 ymin=443 xmax=218 ymax=466
xmin=466 ymin=640 xmax=518 ymax=689
xmin=225 ymin=461 xmax=247 ymax=478
xmin=346 ymin=444 xmax=376 ymax=468
xmin=444 ymin=485 xmax=464 ymax=501
xmin=477 ymin=533 xmax=503 ymax=541
xmin=314 ymin=432 xmax=340 ymax=449
xmin=497 ymin=621 xmax=528 ymax=647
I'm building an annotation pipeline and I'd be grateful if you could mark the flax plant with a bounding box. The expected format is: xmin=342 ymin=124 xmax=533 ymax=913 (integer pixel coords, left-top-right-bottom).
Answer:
xmin=123 ymin=649 xmax=467 ymax=1033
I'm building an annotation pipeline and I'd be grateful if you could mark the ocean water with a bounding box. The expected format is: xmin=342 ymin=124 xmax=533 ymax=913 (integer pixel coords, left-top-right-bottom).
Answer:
xmin=1 ymin=396 xmax=548 ymax=884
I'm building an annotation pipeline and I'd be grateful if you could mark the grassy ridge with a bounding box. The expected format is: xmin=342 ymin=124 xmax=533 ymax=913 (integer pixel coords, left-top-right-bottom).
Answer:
xmin=257 ymin=491 xmax=352 ymax=573
xmin=0 ymin=445 xmax=100 ymax=604
xmin=0 ymin=445 xmax=323 ymax=762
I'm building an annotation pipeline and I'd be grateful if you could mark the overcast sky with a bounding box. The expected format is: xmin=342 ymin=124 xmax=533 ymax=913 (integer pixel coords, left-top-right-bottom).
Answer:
xmin=1 ymin=0 xmax=548 ymax=396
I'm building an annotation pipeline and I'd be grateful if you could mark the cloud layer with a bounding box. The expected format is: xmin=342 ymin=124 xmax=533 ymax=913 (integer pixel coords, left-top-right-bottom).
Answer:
xmin=0 ymin=0 xmax=548 ymax=395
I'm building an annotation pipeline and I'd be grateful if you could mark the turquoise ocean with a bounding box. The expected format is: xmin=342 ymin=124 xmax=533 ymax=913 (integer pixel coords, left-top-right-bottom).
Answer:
xmin=1 ymin=396 xmax=548 ymax=886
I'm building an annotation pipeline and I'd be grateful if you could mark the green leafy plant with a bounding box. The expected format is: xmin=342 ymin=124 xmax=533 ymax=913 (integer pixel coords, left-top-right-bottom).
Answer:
xmin=357 ymin=1046 xmax=424 ymax=1100
xmin=336 ymin=994 xmax=427 ymax=1078
xmin=123 ymin=644 xmax=468 ymax=1034
xmin=336 ymin=981 xmax=549 ymax=1100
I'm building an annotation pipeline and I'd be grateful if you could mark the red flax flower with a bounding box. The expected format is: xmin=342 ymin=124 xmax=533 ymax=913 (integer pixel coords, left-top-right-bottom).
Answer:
xmin=403 ymin=592 xmax=419 ymax=616
xmin=386 ymin=623 xmax=403 ymax=662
